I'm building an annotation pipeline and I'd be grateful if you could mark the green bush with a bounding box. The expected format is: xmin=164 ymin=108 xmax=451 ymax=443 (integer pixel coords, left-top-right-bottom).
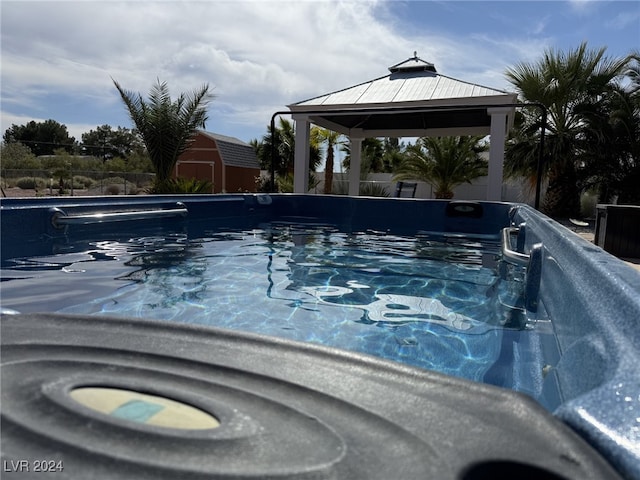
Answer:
xmin=73 ymin=175 xmax=95 ymax=189
xmin=101 ymin=176 xmax=126 ymax=185
xmin=15 ymin=177 xmax=47 ymax=189
xmin=360 ymin=182 xmax=390 ymax=197
xmin=150 ymin=177 xmax=213 ymax=194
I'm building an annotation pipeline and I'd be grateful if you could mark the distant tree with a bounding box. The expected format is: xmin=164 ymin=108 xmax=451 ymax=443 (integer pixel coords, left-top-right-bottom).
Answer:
xmin=81 ymin=125 xmax=144 ymax=160
xmin=340 ymin=138 xmax=384 ymax=172
xmin=340 ymin=138 xmax=408 ymax=174
xmin=381 ymin=137 xmax=407 ymax=173
xmin=113 ymin=79 xmax=213 ymax=190
xmin=3 ymin=119 xmax=75 ymax=156
xmin=393 ymin=136 xmax=488 ymax=199
xmin=125 ymin=150 xmax=154 ymax=173
xmin=0 ymin=142 xmax=39 ymax=169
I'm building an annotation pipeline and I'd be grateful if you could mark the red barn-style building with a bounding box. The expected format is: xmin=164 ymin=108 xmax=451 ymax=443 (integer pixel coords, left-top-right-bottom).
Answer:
xmin=174 ymin=131 xmax=260 ymax=193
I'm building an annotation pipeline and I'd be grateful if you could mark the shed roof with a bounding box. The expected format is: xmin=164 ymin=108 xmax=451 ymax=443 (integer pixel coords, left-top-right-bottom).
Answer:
xmin=199 ymin=131 xmax=260 ymax=169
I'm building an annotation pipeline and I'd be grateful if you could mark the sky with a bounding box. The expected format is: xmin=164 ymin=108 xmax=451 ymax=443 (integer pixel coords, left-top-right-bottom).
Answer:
xmin=1 ymin=0 xmax=638 ymax=146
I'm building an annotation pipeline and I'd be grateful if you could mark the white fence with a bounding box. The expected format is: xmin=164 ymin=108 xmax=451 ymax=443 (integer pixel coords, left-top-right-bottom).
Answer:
xmin=311 ymin=172 xmax=538 ymax=205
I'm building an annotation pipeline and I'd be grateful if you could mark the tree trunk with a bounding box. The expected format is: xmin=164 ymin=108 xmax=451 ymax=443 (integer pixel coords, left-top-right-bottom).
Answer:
xmin=324 ymin=147 xmax=334 ymax=194
xmin=542 ymin=164 xmax=581 ymax=218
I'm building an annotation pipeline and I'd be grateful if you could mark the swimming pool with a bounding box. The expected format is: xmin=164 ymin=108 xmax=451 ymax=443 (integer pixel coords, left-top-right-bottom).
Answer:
xmin=2 ymin=194 xmax=639 ymax=479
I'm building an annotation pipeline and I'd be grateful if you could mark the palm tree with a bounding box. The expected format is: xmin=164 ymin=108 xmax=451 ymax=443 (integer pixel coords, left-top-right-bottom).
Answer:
xmin=256 ymin=117 xmax=295 ymax=177
xmin=579 ymin=78 xmax=640 ymax=204
xmin=113 ymin=79 xmax=213 ymax=190
xmin=504 ymin=43 xmax=633 ymax=216
xmin=311 ymin=127 xmax=343 ymax=194
xmin=253 ymin=118 xmax=321 ymax=192
xmin=393 ymin=136 xmax=488 ymax=199
xmin=340 ymin=138 xmax=384 ymax=172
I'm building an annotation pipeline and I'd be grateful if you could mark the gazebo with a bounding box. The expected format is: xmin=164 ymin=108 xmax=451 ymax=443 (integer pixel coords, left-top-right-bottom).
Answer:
xmin=287 ymin=54 xmax=518 ymax=200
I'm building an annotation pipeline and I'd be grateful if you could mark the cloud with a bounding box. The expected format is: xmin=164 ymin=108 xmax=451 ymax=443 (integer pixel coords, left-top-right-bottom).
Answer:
xmin=566 ymin=0 xmax=599 ymax=13
xmin=605 ymin=9 xmax=640 ymax=30
xmin=0 ymin=0 xmax=575 ymax=142
xmin=2 ymin=2 xmax=411 ymax=135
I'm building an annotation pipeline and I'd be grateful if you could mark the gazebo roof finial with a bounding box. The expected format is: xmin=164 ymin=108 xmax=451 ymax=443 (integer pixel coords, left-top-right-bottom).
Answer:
xmin=389 ymin=52 xmax=437 ymax=73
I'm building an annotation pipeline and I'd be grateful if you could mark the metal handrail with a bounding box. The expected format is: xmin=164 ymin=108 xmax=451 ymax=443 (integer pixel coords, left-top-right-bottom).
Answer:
xmin=51 ymin=203 xmax=187 ymax=228
xmin=501 ymin=227 xmax=530 ymax=266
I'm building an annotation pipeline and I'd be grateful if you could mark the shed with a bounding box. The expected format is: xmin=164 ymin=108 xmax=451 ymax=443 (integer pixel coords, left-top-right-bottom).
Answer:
xmin=175 ymin=131 xmax=260 ymax=193
xmin=287 ymin=54 xmax=518 ymax=199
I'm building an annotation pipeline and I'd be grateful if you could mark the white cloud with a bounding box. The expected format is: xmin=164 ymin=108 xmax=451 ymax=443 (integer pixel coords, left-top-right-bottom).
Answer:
xmin=0 ymin=0 xmax=576 ymax=142
xmin=605 ymin=9 xmax=640 ymax=30
xmin=566 ymin=0 xmax=599 ymax=13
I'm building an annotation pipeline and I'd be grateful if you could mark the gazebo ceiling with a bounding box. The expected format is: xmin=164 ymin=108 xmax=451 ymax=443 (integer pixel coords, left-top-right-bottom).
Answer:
xmin=306 ymin=107 xmax=492 ymax=136
xmin=288 ymin=54 xmax=517 ymax=137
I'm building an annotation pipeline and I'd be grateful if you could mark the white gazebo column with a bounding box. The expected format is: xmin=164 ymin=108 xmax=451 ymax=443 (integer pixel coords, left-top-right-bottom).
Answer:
xmin=293 ymin=115 xmax=311 ymax=193
xmin=487 ymin=107 xmax=511 ymax=201
xmin=348 ymin=136 xmax=363 ymax=196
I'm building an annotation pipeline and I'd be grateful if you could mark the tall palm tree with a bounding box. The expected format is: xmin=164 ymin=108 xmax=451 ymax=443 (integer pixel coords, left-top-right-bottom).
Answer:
xmin=393 ymin=136 xmax=488 ymax=199
xmin=113 ymin=79 xmax=213 ymax=189
xmin=504 ymin=43 xmax=633 ymax=216
xmin=311 ymin=127 xmax=343 ymax=194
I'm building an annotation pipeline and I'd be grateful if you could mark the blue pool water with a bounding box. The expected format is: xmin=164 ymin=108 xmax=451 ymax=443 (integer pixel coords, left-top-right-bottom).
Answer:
xmin=0 ymin=220 xmax=560 ymax=407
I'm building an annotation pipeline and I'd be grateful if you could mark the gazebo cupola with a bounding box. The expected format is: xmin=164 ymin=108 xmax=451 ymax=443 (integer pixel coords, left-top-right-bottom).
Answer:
xmin=287 ymin=53 xmax=517 ymax=199
xmin=388 ymin=52 xmax=437 ymax=73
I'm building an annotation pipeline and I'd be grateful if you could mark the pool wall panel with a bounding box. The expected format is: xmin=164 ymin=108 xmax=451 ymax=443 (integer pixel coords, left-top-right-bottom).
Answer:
xmin=513 ymin=205 xmax=640 ymax=480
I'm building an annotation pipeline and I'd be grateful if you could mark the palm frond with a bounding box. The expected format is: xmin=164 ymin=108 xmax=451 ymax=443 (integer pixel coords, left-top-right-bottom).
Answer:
xmin=393 ymin=136 xmax=487 ymax=198
xmin=113 ymin=79 xmax=213 ymax=183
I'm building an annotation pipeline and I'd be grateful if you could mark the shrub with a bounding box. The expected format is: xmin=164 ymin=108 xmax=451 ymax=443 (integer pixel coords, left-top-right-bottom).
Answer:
xmin=15 ymin=177 xmax=47 ymax=189
xmin=150 ymin=177 xmax=213 ymax=194
xmin=73 ymin=175 xmax=95 ymax=189
xmin=105 ymin=184 xmax=121 ymax=195
xmin=255 ymin=175 xmax=272 ymax=193
xmin=360 ymin=182 xmax=390 ymax=197
xmin=101 ymin=176 xmax=126 ymax=185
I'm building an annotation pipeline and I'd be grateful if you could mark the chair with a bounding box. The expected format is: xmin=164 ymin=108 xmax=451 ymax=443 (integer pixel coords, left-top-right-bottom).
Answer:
xmin=394 ymin=181 xmax=417 ymax=198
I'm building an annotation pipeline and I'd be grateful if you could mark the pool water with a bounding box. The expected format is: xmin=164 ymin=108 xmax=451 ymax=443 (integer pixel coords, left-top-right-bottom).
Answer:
xmin=1 ymin=221 xmax=560 ymax=406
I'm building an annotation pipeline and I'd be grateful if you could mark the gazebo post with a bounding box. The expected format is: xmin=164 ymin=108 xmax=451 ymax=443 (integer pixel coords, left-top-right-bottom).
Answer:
xmin=348 ymin=136 xmax=363 ymax=196
xmin=487 ymin=107 xmax=511 ymax=201
xmin=293 ymin=115 xmax=311 ymax=193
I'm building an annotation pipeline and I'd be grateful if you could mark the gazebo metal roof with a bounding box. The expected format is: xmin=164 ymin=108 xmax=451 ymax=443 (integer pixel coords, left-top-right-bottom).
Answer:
xmin=288 ymin=53 xmax=517 ymax=138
